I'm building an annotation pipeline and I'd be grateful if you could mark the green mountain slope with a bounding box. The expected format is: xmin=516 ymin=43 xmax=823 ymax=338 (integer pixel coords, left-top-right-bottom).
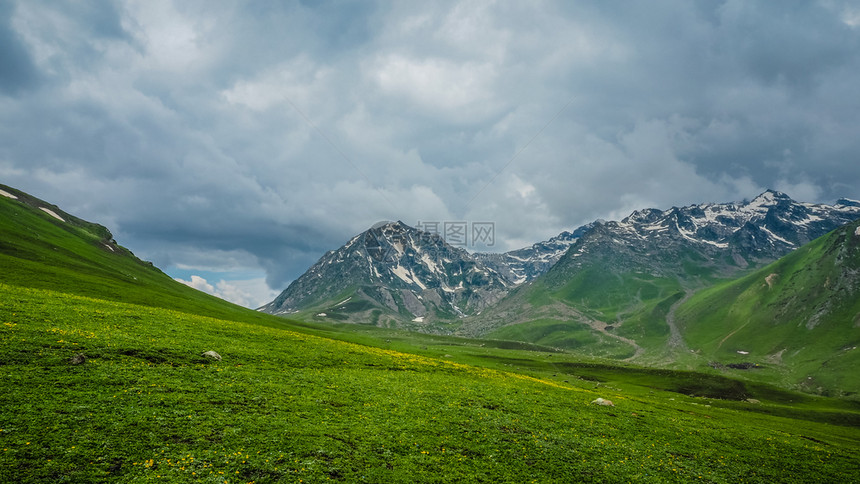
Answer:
xmin=2 ymin=185 xmax=859 ymax=481
xmin=464 ymin=245 xmax=689 ymax=361
xmin=463 ymin=223 xmax=740 ymax=363
xmin=676 ymin=219 xmax=860 ymax=397
xmin=0 ymin=184 xmax=285 ymax=327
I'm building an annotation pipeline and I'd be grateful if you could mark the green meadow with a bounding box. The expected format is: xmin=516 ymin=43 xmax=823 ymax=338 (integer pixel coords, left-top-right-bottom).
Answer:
xmin=2 ymin=283 xmax=860 ymax=482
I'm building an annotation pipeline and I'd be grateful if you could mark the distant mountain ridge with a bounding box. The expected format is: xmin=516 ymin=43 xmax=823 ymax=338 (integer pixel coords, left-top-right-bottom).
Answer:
xmin=263 ymin=190 xmax=860 ymax=333
xmin=544 ymin=190 xmax=860 ymax=288
xmin=473 ymin=223 xmax=596 ymax=284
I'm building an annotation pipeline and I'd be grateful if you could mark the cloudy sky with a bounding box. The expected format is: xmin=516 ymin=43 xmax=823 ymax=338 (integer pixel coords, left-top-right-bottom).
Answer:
xmin=3 ymin=1 xmax=860 ymax=308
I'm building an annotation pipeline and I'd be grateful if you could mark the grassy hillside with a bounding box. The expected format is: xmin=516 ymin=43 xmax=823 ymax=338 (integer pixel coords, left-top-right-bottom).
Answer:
xmin=550 ymin=268 xmax=684 ymax=351
xmin=465 ymin=240 xmax=714 ymax=361
xmin=0 ymin=185 xmax=293 ymax=328
xmin=676 ymin=220 xmax=860 ymax=397
xmin=486 ymin=318 xmax=636 ymax=358
xmin=2 ymin=283 xmax=859 ymax=482
xmin=463 ymin=265 xmax=689 ymax=365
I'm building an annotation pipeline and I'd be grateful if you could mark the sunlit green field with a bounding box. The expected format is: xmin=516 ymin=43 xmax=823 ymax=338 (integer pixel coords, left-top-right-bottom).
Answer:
xmin=2 ymin=283 xmax=859 ymax=483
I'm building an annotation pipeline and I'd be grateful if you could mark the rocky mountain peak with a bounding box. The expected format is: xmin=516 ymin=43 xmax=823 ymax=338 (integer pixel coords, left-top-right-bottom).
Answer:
xmin=260 ymin=221 xmax=509 ymax=323
xmin=836 ymin=198 xmax=860 ymax=208
xmin=753 ymin=188 xmax=789 ymax=202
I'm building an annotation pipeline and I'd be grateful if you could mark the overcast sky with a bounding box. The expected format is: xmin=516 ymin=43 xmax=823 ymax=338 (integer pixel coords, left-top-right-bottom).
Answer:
xmin=3 ymin=1 xmax=860 ymax=308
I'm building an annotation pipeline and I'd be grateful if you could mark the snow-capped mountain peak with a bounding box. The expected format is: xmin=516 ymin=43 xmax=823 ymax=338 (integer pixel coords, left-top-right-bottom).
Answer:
xmin=544 ymin=190 xmax=860 ymax=287
xmin=260 ymin=221 xmax=509 ymax=322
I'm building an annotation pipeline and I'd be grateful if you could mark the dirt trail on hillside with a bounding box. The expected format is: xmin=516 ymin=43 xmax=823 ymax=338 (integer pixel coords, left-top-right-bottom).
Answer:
xmin=551 ymin=303 xmax=645 ymax=360
xmin=665 ymin=291 xmax=692 ymax=353
xmin=717 ymin=321 xmax=751 ymax=349
xmin=463 ymin=296 xmax=645 ymax=361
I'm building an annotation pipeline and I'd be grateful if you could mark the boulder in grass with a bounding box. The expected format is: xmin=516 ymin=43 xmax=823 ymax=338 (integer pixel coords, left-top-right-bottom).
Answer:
xmin=69 ymin=353 xmax=86 ymax=365
xmin=202 ymin=350 xmax=222 ymax=361
xmin=591 ymin=397 xmax=615 ymax=406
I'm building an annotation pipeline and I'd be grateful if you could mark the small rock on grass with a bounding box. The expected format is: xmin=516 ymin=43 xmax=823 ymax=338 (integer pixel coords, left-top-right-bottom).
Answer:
xmin=69 ymin=353 xmax=86 ymax=365
xmin=202 ymin=350 xmax=222 ymax=361
xmin=591 ymin=397 xmax=615 ymax=406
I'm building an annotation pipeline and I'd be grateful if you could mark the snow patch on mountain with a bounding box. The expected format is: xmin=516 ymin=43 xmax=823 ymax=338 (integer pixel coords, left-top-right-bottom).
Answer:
xmin=0 ymin=189 xmax=18 ymax=199
xmin=421 ymin=253 xmax=440 ymax=274
xmin=39 ymin=207 xmax=65 ymax=222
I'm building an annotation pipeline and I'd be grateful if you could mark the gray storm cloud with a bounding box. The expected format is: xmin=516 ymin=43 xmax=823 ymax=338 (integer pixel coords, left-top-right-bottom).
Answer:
xmin=2 ymin=0 xmax=859 ymax=303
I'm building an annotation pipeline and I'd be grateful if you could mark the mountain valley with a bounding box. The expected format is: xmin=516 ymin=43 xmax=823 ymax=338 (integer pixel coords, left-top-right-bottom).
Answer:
xmin=256 ymin=189 xmax=860 ymax=397
xmin=2 ymin=184 xmax=860 ymax=482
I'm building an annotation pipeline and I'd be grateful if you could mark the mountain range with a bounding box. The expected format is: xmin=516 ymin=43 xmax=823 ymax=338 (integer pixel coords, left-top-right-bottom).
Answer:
xmin=467 ymin=190 xmax=860 ymax=345
xmin=262 ymin=190 xmax=860 ymax=332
